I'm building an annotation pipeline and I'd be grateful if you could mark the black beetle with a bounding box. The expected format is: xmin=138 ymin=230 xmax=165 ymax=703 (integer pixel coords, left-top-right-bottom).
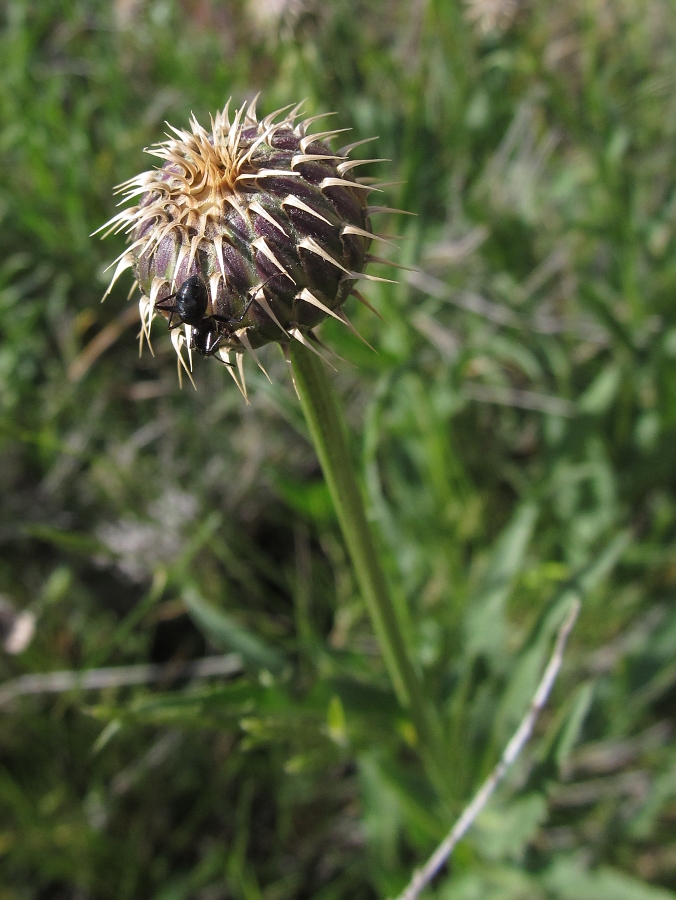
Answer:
xmin=155 ymin=275 xmax=256 ymax=359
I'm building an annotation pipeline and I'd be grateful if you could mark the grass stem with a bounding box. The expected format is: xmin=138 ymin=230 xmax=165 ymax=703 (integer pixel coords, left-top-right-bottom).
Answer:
xmin=289 ymin=342 xmax=447 ymax=790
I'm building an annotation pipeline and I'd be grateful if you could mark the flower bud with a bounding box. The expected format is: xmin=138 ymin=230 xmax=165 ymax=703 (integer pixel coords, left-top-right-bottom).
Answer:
xmin=96 ymin=98 xmax=399 ymax=392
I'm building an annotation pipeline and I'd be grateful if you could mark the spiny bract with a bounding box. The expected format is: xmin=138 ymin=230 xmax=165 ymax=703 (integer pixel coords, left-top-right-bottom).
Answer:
xmin=96 ymin=97 xmax=404 ymax=395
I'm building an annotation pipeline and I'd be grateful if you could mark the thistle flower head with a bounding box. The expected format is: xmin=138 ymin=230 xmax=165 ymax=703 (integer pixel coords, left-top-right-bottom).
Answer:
xmin=96 ymin=97 xmax=401 ymax=394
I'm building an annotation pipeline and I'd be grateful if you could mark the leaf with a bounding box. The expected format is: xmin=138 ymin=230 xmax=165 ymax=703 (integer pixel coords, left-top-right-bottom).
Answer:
xmin=553 ymin=680 xmax=596 ymax=772
xmin=21 ymin=523 xmax=108 ymax=557
xmin=270 ymin=472 xmax=335 ymax=523
xmin=629 ymin=760 xmax=676 ymax=839
xmin=471 ymin=794 xmax=547 ymax=863
xmin=326 ymin=694 xmax=348 ymax=746
xmin=90 ymin=681 xmax=281 ymax=730
xmin=90 ymin=719 xmax=122 ymax=756
xmin=543 ymin=856 xmax=675 ymax=900
xmin=183 ymin=586 xmax=285 ymax=672
xmin=464 ymin=502 xmax=539 ymax=663
xmin=358 ymin=754 xmax=405 ymax=870
xmin=375 ymin=757 xmax=445 ymax=844
xmin=439 ymin=865 xmax=544 ymax=900
xmin=533 ymin=678 xmax=596 ymax=779
xmin=575 ymin=529 xmax=632 ymax=595
xmin=578 ymin=365 xmax=621 ymax=414
xmin=491 ymin=532 xmax=629 ymax=748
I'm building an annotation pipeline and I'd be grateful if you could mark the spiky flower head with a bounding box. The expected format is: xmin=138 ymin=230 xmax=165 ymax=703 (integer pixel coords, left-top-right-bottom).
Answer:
xmin=96 ymin=97 xmax=400 ymax=394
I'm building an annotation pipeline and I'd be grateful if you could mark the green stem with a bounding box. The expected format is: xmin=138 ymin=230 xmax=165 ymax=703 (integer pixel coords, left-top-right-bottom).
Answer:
xmin=289 ymin=342 xmax=447 ymax=789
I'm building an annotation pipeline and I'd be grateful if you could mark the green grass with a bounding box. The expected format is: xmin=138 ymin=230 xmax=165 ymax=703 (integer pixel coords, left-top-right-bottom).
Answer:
xmin=2 ymin=0 xmax=676 ymax=897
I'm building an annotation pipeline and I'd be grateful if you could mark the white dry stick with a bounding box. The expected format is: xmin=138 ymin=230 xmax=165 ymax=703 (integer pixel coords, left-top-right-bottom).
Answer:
xmin=395 ymin=598 xmax=581 ymax=900
xmin=0 ymin=653 xmax=243 ymax=709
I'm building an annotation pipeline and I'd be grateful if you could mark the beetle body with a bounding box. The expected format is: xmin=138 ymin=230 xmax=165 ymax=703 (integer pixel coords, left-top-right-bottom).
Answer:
xmin=173 ymin=275 xmax=209 ymax=326
xmin=155 ymin=275 xmax=255 ymax=359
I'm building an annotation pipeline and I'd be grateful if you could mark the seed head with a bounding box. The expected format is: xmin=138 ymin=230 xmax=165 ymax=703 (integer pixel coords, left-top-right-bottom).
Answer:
xmin=96 ymin=97 xmax=402 ymax=395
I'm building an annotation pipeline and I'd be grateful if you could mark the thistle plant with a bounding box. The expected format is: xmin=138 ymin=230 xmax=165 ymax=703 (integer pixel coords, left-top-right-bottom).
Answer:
xmin=96 ymin=96 xmax=450 ymax=789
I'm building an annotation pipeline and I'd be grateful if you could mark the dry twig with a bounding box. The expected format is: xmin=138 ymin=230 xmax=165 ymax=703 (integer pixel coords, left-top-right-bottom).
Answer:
xmin=0 ymin=653 xmax=242 ymax=708
xmin=395 ymin=599 xmax=581 ymax=900
xmin=68 ymin=304 xmax=139 ymax=382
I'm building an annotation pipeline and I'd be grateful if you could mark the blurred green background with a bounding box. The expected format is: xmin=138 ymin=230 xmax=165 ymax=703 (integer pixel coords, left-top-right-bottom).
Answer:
xmin=3 ymin=0 xmax=676 ymax=897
